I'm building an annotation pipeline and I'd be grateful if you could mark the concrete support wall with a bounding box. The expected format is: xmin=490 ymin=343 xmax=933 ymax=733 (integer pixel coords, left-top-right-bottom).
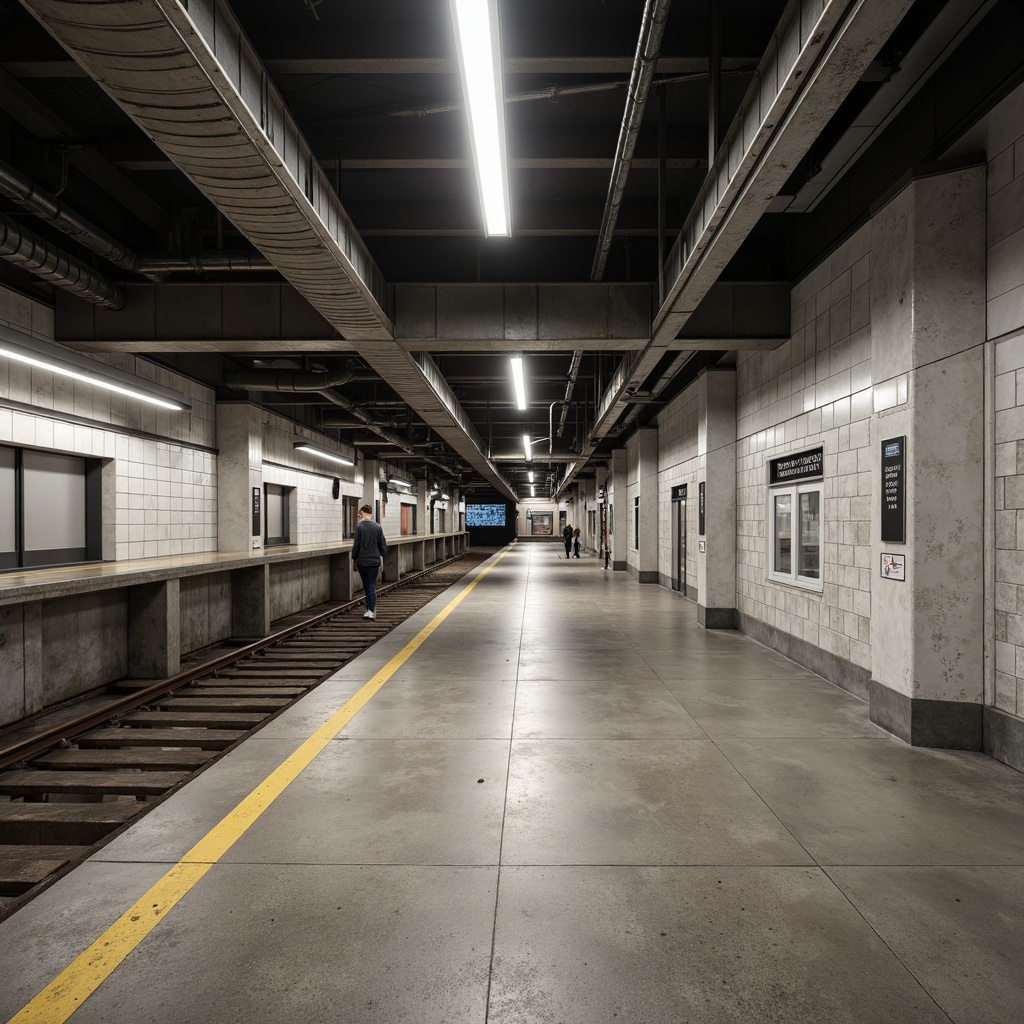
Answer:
xmin=627 ymin=428 xmax=659 ymax=583
xmin=697 ymin=370 xmax=738 ymax=628
xmin=217 ymin=402 xmax=263 ymax=554
xmin=611 ymin=448 xmax=627 ymax=570
xmin=867 ymin=167 xmax=987 ymax=748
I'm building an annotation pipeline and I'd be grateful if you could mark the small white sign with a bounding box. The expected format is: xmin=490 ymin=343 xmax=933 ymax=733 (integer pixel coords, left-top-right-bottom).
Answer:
xmin=698 ymin=539 xmax=706 ymax=553
xmin=881 ymin=552 xmax=905 ymax=581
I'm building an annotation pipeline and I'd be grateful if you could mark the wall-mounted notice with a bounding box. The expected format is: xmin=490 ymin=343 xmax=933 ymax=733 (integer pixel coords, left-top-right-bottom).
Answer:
xmin=698 ymin=539 xmax=706 ymax=553
xmin=699 ymin=481 xmax=706 ymax=535
xmin=881 ymin=436 xmax=906 ymax=543
xmin=251 ymin=487 xmax=261 ymax=537
xmin=881 ymin=552 xmax=906 ymax=581
xmin=769 ymin=446 xmax=823 ymax=484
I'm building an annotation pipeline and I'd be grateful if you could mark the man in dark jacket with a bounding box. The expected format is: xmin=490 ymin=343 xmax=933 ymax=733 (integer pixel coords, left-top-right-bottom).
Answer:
xmin=562 ymin=523 xmax=573 ymax=558
xmin=352 ymin=504 xmax=387 ymax=620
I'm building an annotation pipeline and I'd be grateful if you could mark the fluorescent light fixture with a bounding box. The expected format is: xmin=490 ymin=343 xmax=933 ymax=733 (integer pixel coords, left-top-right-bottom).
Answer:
xmin=523 ymin=434 xmax=532 ymax=461
xmin=388 ymin=475 xmax=412 ymax=488
xmin=0 ymin=323 xmax=190 ymax=411
xmin=510 ymin=355 xmax=527 ymax=410
xmin=293 ymin=437 xmax=355 ymax=466
xmin=528 ymin=471 xmax=534 ymax=483
xmin=450 ymin=0 xmax=511 ymax=236
xmin=531 ymin=485 xmax=535 ymax=497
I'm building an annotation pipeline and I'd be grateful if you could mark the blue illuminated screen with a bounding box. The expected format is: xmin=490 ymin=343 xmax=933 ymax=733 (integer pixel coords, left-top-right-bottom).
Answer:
xmin=466 ymin=503 xmax=506 ymax=527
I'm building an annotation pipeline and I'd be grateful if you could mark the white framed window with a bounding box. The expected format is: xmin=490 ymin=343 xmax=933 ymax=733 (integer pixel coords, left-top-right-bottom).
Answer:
xmin=767 ymin=481 xmax=823 ymax=591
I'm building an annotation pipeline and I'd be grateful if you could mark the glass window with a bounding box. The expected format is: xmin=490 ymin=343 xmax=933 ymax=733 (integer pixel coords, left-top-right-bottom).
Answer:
xmin=768 ymin=481 xmax=823 ymax=591
xmin=264 ymin=484 xmax=291 ymax=546
xmin=773 ymin=493 xmax=791 ymax=575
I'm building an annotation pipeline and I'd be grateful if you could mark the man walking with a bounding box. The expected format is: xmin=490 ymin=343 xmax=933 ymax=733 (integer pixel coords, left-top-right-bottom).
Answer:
xmin=562 ymin=522 xmax=573 ymax=558
xmin=352 ymin=503 xmax=387 ymax=620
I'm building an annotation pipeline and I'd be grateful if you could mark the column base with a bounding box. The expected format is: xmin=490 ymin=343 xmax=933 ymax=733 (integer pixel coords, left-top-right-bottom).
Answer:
xmin=983 ymin=706 xmax=1024 ymax=773
xmin=868 ymin=678 xmax=983 ymax=750
xmin=698 ymin=606 xmax=737 ymax=629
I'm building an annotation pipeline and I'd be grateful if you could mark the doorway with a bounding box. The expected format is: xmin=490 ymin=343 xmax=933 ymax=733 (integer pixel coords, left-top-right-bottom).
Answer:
xmin=671 ymin=484 xmax=687 ymax=595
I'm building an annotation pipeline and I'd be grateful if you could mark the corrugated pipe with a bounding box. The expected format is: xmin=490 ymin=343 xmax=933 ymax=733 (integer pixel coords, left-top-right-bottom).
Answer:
xmin=225 ymin=367 xmax=356 ymax=392
xmin=558 ymin=352 xmax=584 ymax=437
xmin=0 ymin=158 xmax=139 ymax=274
xmin=136 ymin=253 xmax=274 ymax=275
xmin=0 ymin=212 xmax=124 ymax=309
xmin=591 ymin=0 xmax=672 ymax=282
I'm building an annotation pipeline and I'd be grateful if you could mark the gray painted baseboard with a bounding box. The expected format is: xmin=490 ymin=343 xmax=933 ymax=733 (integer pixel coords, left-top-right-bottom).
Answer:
xmin=868 ymin=678 xmax=984 ymax=750
xmin=983 ymin=706 xmax=1024 ymax=772
xmin=734 ymin=611 xmax=871 ymax=701
xmin=638 ymin=570 xmax=659 ymax=584
xmin=613 ymin=560 xmax=627 ymax=571
xmin=698 ymin=606 xmax=737 ymax=629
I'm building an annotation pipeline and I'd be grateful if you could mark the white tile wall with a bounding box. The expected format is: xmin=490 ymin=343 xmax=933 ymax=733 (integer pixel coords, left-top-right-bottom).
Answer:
xmin=1 ymin=288 xmax=218 ymax=561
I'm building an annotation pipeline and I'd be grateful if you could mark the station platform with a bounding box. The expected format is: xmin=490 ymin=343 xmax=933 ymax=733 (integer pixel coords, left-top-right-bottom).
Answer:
xmin=1 ymin=542 xmax=1023 ymax=1024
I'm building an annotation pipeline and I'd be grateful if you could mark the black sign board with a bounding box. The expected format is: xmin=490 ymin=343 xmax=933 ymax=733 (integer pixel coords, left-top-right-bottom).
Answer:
xmin=769 ymin=446 xmax=823 ymax=485
xmin=881 ymin=435 xmax=906 ymax=543
xmin=671 ymin=484 xmax=687 ymax=501
xmin=252 ymin=486 xmax=261 ymax=537
xmin=698 ymin=481 xmax=705 ymax=535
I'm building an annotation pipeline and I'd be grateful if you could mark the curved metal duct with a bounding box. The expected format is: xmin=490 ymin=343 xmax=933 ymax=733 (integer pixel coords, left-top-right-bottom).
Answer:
xmin=0 ymin=158 xmax=139 ymax=274
xmin=225 ymin=367 xmax=355 ymax=392
xmin=0 ymin=212 xmax=124 ymax=309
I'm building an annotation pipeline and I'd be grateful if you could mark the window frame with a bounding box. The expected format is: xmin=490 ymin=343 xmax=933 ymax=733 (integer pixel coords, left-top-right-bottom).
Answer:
xmin=263 ymin=483 xmax=292 ymax=547
xmin=766 ymin=478 xmax=824 ymax=592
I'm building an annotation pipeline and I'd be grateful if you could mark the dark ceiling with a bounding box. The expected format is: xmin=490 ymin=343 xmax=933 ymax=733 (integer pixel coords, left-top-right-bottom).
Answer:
xmin=1 ymin=0 xmax=1022 ymax=499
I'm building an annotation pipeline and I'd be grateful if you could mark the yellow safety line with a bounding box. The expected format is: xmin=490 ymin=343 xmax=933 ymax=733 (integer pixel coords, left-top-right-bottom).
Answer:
xmin=7 ymin=548 xmax=511 ymax=1024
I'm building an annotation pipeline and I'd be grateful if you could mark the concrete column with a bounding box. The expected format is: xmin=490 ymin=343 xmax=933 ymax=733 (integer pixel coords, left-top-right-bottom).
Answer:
xmin=611 ymin=448 xmax=628 ymax=570
xmin=697 ymin=368 xmax=738 ymax=628
xmin=417 ymin=478 xmax=430 ymax=533
xmin=330 ymin=551 xmax=353 ymax=601
xmin=362 ymin=459 xmax=379 ymax=519
xmin=127 ymin=579 xmax=181 ymax=678
xmin=232 ymin=564 xmax=270 ymax=637
xmin=216 ymin=402 xmax=263 ymax=555
xmin=868 ymin=165 xmax=986 ymax=749
xmin=637 ymin=427 xmax=659 ymax=583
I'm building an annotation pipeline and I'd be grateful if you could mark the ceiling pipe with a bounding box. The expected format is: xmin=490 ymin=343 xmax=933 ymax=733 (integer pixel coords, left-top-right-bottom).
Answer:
xmin=591 ymin=0 xmax=673 ymax=282
xmin=225 ymin=367 xmax=355 ymax=392
xmin=135 ymin=253 xmax=275 ymax=275
xmin=0 ymin=157 xmax=140 ymax=274
xmin=0 ymin=212 xmax=124 ymax=309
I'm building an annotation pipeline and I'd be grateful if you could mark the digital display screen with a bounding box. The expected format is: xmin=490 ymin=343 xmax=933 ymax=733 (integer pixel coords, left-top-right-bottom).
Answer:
xmin=466 ymin=503 xmax=506 ymax=527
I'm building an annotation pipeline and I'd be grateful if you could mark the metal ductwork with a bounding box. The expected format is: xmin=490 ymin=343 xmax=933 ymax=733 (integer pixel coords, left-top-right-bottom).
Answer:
xmin=320 ymin=410 xmax=463 ymax=476
xmin=18 ymin=0 xmax=518 ymax=500
xmin=591 ymin=0 xmax=672 ymax=282
xmin=0 ymin=212 xmax=124 ymax=309
xmin=225 ymin=367 xmax=356 ymax=392
xmin=135 ymin=253 xmax=275 ymax=275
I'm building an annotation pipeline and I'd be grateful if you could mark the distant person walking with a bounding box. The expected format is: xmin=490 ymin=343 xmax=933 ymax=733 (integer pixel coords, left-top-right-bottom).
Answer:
xmin=352 ymin=504 xmax=387 ymax=620
xmin=562 ymin=523 xmax=573 ymax=558
xmin=572 ymin=527 xmax=581 ymax=558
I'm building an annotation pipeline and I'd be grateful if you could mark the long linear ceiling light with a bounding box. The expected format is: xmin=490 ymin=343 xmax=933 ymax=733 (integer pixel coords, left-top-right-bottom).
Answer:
xmin=293 ymin=436 xmax=355 ymax=466
xmin=510 ymin=355 xmax=527 ymax=410
xmin=523 ymin=433 xmax=532 ymax=462
xmin=0 ymin=324 xmax=190 ymax=411
xmin=450 ymin=0 xmax=512 ymax=236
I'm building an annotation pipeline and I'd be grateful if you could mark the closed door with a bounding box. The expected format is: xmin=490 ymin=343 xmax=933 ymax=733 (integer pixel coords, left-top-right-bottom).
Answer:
xmin=672 ymin=487 xmax=687 ymax=594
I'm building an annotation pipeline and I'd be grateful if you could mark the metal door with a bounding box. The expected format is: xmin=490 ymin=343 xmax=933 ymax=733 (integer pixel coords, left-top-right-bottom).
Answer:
xmin=671 ymin=484 xmax=687 ymax=594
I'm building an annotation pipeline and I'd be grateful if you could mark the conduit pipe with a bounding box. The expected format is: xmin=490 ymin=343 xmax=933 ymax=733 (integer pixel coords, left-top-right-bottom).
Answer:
xmin=591 ymin=0 xmax=672 ymax=282
xmin=0 ymin=212 xmax=124 ymax=309
xmin=0 ymin=158 xmax=139 ymax=274
xmin=225 ymin=367 xmax=355 ymax=392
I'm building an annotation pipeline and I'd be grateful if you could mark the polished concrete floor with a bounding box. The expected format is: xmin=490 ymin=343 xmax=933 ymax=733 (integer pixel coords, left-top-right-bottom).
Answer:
xmin=2 ymin=543 xmax=1023 ymax=1023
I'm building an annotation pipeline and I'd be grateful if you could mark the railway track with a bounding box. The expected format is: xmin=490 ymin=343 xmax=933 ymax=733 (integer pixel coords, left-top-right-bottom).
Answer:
xmin=0 ymin=549 xmax=495 ymax=920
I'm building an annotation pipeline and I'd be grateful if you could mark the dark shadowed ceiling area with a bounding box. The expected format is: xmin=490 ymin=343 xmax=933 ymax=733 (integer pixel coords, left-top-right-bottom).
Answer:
xmin=1 ymin=0 xmax=1021 ymax=499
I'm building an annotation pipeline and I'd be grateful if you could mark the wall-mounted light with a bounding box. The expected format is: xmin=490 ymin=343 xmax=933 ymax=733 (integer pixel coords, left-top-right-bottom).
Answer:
xmin=510 ymin=355 xmax=527 ymax=410
xmin=388 ymin=475 xmax=412 ymax=488
xmin=0 ymin=323 xmax=191 ymax=411
xmin=531 ymin=485 xmax=536 ymax=497
xmin=528 ymin=470 xmax=534 ymax=483
xmin=449 ymin=0 xmax=511 ymax=236
xmin=523 ymin=434 xmax=532 ymax=462
xmin=293 ymin=436 xmax=355 ymax=466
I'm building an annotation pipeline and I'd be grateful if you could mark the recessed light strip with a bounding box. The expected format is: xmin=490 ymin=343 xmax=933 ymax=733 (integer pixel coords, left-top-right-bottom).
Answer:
xmin=0 ymin=325 xmax=191 ymax=411
xmin=450 ymin=0 xmax=511 ymax=237
xmin=293 ymin=437 xmax=355 ymax=466
xmin=510 ymin=355 xmax=527 ymax=410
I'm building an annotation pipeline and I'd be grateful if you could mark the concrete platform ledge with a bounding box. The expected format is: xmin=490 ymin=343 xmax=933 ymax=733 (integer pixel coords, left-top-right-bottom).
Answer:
xmin=698 ymin=606 xmax=736 ymax=629
xmin=735 ymin=611 xmax=870 ymax=701
xmin=868 ymin=679 xmax=984 ymax=750
xmin=983 ymin=706 xmax=1024 ymax=773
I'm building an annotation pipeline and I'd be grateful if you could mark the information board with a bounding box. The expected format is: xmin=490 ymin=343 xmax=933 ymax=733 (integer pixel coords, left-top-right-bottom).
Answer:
xmin=881 ymin=436 xmax=906 ymax=543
